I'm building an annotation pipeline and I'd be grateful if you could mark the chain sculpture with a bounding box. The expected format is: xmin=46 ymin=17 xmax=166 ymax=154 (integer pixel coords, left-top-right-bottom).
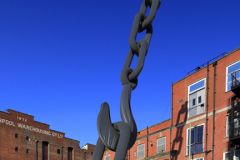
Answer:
xmin=92 ymin=0 xmax=161 ymax=160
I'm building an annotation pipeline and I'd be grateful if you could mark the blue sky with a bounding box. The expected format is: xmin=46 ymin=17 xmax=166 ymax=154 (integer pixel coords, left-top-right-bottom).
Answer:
xmin=0 ymin=0 xmax=240 ymax=147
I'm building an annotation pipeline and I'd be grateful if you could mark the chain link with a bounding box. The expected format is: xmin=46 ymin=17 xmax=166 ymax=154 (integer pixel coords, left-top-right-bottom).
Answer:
xmin=94 ymin=1 xmax=161 ymax=159
xmin=121 ymin=0 xmax=161 ymax=90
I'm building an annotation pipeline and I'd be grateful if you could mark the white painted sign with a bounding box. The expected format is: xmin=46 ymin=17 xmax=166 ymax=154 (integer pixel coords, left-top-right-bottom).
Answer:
xmin=0 ymin=117 xmax=63 ymax=138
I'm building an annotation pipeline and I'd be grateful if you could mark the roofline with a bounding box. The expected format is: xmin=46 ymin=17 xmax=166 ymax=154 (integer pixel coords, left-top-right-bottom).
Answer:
xmin=172 ymin=46 xmax=240 ymax=85
xmin=138 ymin=118 xmax=171 ymax=132
xmin=65 ymin=137 xmax=80 ymax=142
xmin=7 ymin=109 xmax=34 ymax=117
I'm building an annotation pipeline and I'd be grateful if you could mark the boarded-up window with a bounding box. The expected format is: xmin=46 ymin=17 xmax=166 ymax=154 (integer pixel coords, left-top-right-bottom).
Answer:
xmin=105 ymin=155 xmax=110 ymax=160
xmin=137 ymin=144 xmax=145 ymax=159
xmin=189 ymin=78 xmax=206 ymax=118
xmin=157 ymin=137 xmax=166 ymax=153
xmin=42 ymin=141 xmax=48 ymax=160
xmin=68 ymin=147 xmax=73 ymax=160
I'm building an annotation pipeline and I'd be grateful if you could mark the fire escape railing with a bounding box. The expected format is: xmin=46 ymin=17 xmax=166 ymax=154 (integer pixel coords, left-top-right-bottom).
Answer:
xmin=229 ymin=114 xmax=240 ymax=138
xmin=231 ymin=73 xmax=240 ymax=89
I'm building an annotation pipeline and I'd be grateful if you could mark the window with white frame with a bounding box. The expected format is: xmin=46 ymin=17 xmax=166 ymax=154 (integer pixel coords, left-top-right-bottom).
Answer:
xmin=226 ymin=60 xmax=240 ymax=92
xmin=187 ymin=125 xmax=204 ymax=155
xmin=226 ymin=116 xmax=231 ymax=136
xmin=191 ymin=158 xmax=204 ymax=160
xmin=223 ymin=150 xmax=240 ymax=160
xmin=157 ymin=137 xmax=166 ymax=153
xmin=137 ymin=144 xmax=145 ymax=159
xmin=188 ymin=79 xmax=206 ymax=118
xmin=226 ymin=114 xmax=240 ymax=137
xmin=105 ymin=155 xmax=110 ymax=160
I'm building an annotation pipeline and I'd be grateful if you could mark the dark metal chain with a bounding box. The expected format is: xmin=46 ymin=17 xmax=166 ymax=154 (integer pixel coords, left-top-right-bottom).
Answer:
xmin=93 ymin=1 xmax=161 ymax=160
xmin=121 ymin=0 xmax=161 ymax=90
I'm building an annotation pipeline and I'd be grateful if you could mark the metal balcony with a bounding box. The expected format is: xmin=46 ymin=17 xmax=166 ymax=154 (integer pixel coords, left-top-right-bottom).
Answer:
xmin=231 ymin=73 xmax=240 ymax=97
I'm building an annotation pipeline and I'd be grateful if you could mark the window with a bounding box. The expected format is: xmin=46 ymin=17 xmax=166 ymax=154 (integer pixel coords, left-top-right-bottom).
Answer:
xmin=157 ymin=137 xmax=166 ymax=153
xmin=68 ymin=147 xmax=73 ymax=160
xmin=105 ymin=155 xmax=110 ymax=160
xmin=42 ymin=141 xmax=48 ymax=160
xmin=137 ymin=144 xmax=145 ymax=159
xmin=188 ymin=79 xmax=205 ymax=118
xmin=226 ymin=114 xmax=240 ymax=137
xmin=224 ymin=150 xmax=240 ymax=160
xmin=226 ymin=60 xmax=240 ymax=92
xmin=192 ymin=158 xmax=203 ymax=160
xmin=193 ymin=99 xmax=196 ymax=106
xmin=57 ymin=149 xmax=61 ymax=154
xmin=15 ymin=134 xmax=18 ymax=138
xmin=198 ymin=96 xmax=201 ymax=103
xmin=26 ymin=149 xmax=29 ymax=154
xmin=15 ymin=147 xmax=18 ymax=152
xmin=26 ymin=136 xmax=30 ymax=141
xmin=187 ymin=125 xmax=204 ymax=155
xmin=226 ymin=116 xmax=231 ymax=136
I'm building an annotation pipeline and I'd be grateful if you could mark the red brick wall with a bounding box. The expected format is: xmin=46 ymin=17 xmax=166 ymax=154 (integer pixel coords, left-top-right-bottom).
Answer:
xmin=0 ymin=109 xmax=95 ymax=160
xmin=103 ymin=48 xmax=240 ymax=160
xmin=103 ymin=119 xmax=172 ymax=160
xmin=171 ymin=48 xmax=240 ymax=160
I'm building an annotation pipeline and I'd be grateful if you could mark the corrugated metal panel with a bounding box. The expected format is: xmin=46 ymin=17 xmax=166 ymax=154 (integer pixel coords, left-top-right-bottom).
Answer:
xmin=105 ymin=155 xmax=110 ymax=160
xmin=157 ymin=137 xmax=165 ymax=153
xmin=189 ymin=88 xmax=205 ymax=118
xmin=137 ymin=144 xmax=145 ymax=159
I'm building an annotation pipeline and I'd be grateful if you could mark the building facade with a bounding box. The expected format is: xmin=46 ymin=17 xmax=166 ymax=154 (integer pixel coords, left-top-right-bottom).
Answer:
xmin=0 ymin=109 xmax=95 ymax=160
xmin=103 ymin=46 xmax=240 ymax=160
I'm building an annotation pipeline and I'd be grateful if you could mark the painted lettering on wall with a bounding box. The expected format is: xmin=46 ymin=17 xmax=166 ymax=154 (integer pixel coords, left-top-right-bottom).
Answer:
xmin=17 ymin=116 xmax=27 ymax=122
xmin=0 ymin=118 xmax=63 ymax=138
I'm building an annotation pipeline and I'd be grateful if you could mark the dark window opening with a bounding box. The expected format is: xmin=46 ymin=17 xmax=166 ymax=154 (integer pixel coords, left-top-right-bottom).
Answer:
xmin=15 ymin=134 xmax=18 ymax=138
xmin=42 ymin=141 xmax=49 ymax=160
xmin=57 ymin=149 xmax=61 ymax=154
xmin=26 ymin=136 xmax=30 ymax=141
xmin=198 ymin=96 xmax=201 ymax=103
xmin=193 ymin=99 xmax=196 ymax=106
xmin=26 ymin=149 xmax=29 ymax=154
xmin=91 ymin=152 xmax=93 ymax=155
xmin=187 ymin=125 xmax=203 ymax=155
xmin=15 ymin=147 xmax=18 ymax=152
xmin=68 ymin=147 xmax=73 ymax=160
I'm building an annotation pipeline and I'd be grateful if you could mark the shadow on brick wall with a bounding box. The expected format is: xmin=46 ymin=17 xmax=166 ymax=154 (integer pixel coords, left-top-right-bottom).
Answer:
xmin=171 ymin=101 xmax=188 ymax=160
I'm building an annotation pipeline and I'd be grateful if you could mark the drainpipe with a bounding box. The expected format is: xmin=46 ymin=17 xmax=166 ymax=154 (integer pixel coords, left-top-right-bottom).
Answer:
xmin=84 ymin=151 xmax=86 ymax=160
xmin=212 ymin=61 xmax=217 ymax=160
xmin=189 ymin=123 xmax=191 ymax=160
xmin=230 ymin=96 xmax=236 ymax=160
xmin=205 ymin=62 xmax=209 ymax=160
xmin=170 ymin=82 xmax=173 ymax=160
xmin=35 ymin=140 xmax=38 ymax=160
xmin=61 ymin=146 xmax=63 ymax=160
xmin=147 ymin=126 xmax=149 ymax=157
xmin=129 ymin=149 xmax=130 ymax=160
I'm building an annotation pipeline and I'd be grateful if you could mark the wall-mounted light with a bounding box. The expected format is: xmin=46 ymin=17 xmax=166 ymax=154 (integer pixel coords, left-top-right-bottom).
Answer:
xmin=150 ymin=141 xmax=153 ymax=146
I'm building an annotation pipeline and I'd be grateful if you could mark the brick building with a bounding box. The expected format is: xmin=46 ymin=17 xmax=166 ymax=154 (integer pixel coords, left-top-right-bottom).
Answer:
xmin=0 ymin=109 xmax=95 ymax=160
xmin=103 ymin=46 xmax=240 ymax=160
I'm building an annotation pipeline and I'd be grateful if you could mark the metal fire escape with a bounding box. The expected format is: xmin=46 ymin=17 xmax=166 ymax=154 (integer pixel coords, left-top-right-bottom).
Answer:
xmin=229 ymin=73 xmax=240 ymax=160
